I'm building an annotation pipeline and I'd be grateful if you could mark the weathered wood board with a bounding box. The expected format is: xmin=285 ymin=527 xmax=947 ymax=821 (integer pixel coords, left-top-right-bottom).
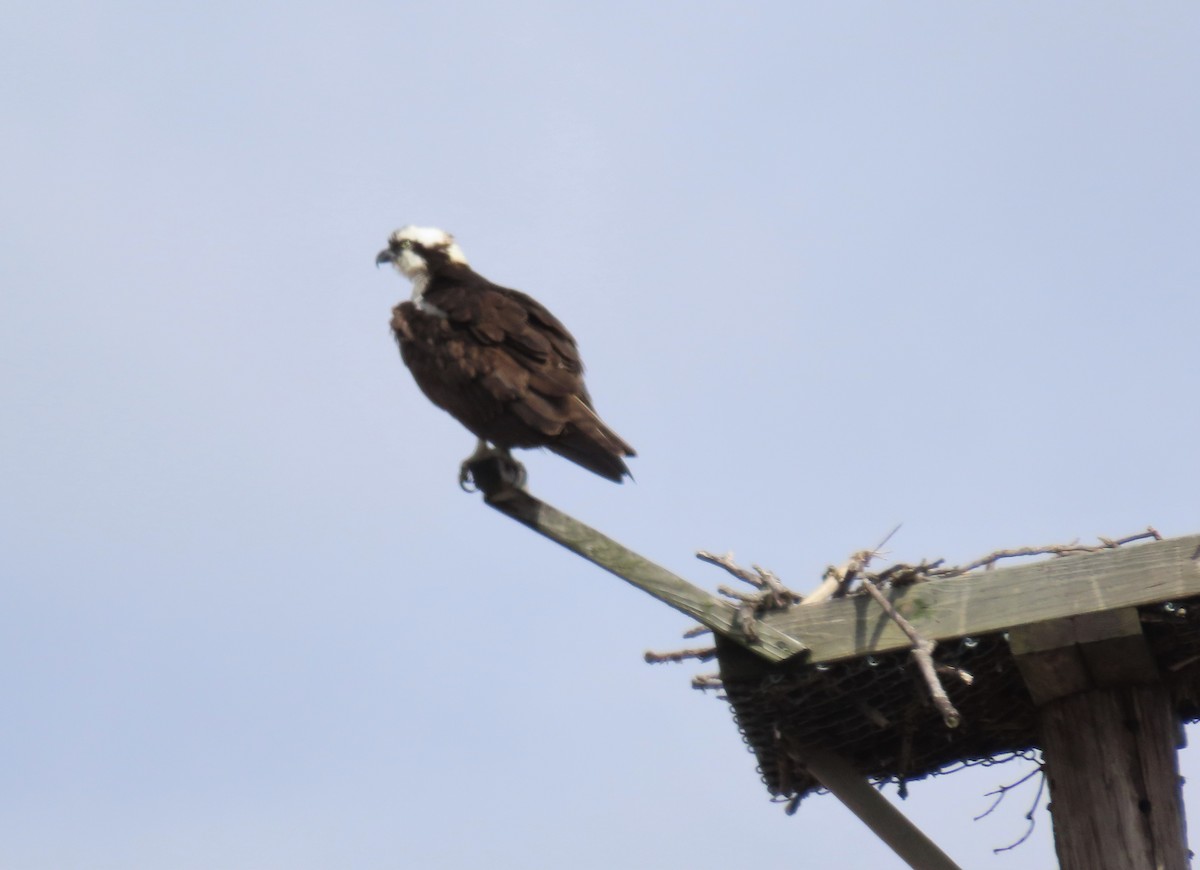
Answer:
xmin=481 ymin=485 xmax=808 ymax=662
xmin=767 ymin=534 xmax=1200 ymax=664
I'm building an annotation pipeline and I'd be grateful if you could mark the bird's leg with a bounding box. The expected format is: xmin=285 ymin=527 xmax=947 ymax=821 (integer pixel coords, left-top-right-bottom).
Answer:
xmin=458 ymin=439 xmax=489 ymax=491
xmin=459 ymin=440 xmax=527 ymax=493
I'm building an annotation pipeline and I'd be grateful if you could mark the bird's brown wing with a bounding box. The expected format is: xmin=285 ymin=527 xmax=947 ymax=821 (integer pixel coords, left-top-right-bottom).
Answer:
xmin=393 ymin=283 xmax=634 ymax=481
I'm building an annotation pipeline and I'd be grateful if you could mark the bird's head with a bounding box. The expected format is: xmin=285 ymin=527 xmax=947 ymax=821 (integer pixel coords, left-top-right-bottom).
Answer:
xmin=375 ymin=226 xmax=469 ymax=282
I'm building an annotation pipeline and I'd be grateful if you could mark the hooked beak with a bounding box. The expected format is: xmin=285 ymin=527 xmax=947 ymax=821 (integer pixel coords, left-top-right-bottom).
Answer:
xmin=375 ymin=248 xmax=394 ymax=268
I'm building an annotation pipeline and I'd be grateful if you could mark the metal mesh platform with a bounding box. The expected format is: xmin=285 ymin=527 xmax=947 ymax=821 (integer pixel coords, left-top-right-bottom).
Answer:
xmin=718 ymin=597 xmax=1200 ymax=804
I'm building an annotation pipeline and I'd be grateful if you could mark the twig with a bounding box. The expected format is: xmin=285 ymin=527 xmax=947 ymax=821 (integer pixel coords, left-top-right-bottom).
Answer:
xmin=696 ymin=551 xmax=765 ymax=588
xmin=697 ymin=550 xmax=800 ymax=608
xmin=644 ymin=647 xmax=717 ymax=664
xmin=736 ymin=601 xmax=759 ymax=641
xmin=931 ymin=527 xmax=1161 ymax=578
xmin=717 ymin=584 xmax=761 ymax=604
xmin=754 ymin=565 xmax=797 ymax=607
xmin=1100 ymin=527 xmax=1162 ymax=547
xmin=806 ymin=524 xmax=904 ymax=604
xmin=654 ymin=552 xmax=797 ymax=669
xmin=875 ymin=559 xmax=945 ymax=586
xmin=804 ymin=557 xmax=858 ymax=605
xmin=691 ymin=674 xmax=724 ymax=691
xmin=993 ymin=767 xmax=1047 ymax=854
xmin=826 ymin=526 xmax=964 ymax=727
xmin=974 ymin=764 xmax=1044 ymax=821
xmin=696 ymin=552 xmax=803 ymax=645
xmin=854 ymin=697 xmax=892 ymax=730
xmin=859 ymin=576 xmax=962 ymax=728
xmin=806 ymin=545 xmax=876 ymax=604
xmin=937 ymin=663 xmax=975 ymax=686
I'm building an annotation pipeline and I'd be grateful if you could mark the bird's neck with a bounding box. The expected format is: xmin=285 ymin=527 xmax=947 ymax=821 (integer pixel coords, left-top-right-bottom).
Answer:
xmin=409 ymin=271 xmax=430 ymax=301
xmin=410 ymin=272 xmax=448 ymax=317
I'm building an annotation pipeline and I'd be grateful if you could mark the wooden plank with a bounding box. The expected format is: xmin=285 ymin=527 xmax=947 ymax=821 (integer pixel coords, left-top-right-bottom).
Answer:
xmin=793 ymin=743 xmax=963 ymax=870
xmin=1074 ymin=607 xmax=1144 ymax=646
xmin=1013 ymin=645 xmax=1091 ymax=707
xmin=1011 ymin=609 xmax=1159 ymax=705
xmin=764 ymin=535 xmax=1200 ymax=664
xmin=1008 ymin=616 xmax=1079 ymax=655
xmin=1076 ymin=609 xmax=1161 ymax=689
xmin=480 ymin=485 xmax=808 ymax=663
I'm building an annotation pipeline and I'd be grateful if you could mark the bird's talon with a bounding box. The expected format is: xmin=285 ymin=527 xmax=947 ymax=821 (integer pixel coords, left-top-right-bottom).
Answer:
xmin=501 ymin=456 xmax=528 ymax=490
xmin=459 ymin=464 xmax=480 ymax=492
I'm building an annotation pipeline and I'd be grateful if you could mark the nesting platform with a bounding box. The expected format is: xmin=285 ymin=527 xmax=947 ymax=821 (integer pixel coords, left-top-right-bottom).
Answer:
xmin=717 ymin=595 xmax=1200 ymax=803
xmin=469 ymin=458 xmax=1200 ymax=868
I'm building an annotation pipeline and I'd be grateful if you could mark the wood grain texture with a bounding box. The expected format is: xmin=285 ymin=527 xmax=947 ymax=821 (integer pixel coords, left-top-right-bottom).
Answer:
xmin=1011 ymin=609 xmax=1160 ymax=705
xmin=1040 ymin=685 xmax=1189 ymax=870
xmin=482 ymin=487 xmax=808 ymax=662
xmin=794 ymin=744 xmax=963 ymax=870
xmin=765 ymin=535 xmax=1200 ymax=664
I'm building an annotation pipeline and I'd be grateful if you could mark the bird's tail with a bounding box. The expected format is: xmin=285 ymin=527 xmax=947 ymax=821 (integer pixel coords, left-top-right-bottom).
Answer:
xmin=551 ymin=398 xmax=636 ymax=482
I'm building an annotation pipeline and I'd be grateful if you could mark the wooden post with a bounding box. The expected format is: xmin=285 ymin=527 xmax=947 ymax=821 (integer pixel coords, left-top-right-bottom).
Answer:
xmin=1011 ymin=610 xmax=1190 ymax=869
xmin=1040 ymin=686 xmax=1187 ymax=869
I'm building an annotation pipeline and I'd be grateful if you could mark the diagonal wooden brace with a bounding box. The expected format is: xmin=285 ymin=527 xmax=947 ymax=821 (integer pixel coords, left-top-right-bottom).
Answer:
xmin=468 ymin=458 xmax=807 ymax=663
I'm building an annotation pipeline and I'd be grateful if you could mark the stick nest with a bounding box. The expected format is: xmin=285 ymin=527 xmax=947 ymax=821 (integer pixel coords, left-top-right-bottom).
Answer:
xmin=644 ymin=527 xmax=1200 ymax=807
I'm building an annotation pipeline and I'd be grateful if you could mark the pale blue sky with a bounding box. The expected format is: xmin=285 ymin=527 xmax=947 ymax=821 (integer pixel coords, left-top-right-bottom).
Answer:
xmin=3 ymin=3 xmax=1198 ymax=868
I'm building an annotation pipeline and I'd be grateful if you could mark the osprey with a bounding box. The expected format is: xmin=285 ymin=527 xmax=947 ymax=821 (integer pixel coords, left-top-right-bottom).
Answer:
xmin=376 ymin=226 xmax=635 ymax=485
